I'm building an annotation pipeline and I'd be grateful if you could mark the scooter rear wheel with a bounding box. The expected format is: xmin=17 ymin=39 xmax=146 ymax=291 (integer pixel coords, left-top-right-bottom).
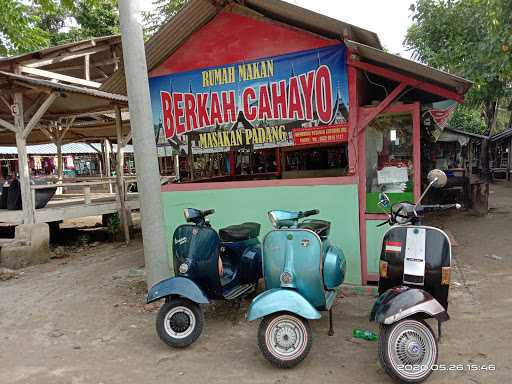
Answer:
xmin=379 ymin=319 xmax=438 ymax=383
xmin=258 ymin=312 xmax=312 ymax=368
xmin=156 ymin=298 xmax=203 ymax=348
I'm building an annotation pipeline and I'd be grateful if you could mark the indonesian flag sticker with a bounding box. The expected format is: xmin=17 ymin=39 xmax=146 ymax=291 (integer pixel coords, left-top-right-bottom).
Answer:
xmin=385 ymin=241 xmax=402 ymax=253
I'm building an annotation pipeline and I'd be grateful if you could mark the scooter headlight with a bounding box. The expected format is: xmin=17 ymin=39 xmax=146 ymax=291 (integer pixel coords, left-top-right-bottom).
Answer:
xmin=280 ymin=271 xmax=293 ymax=285
xmin=178 ymin=263 xmax=189 ymax=274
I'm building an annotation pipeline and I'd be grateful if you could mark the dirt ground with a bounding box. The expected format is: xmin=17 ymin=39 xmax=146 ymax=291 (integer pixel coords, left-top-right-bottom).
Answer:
xmin=1 ymin=183 xmax=511 ymax=384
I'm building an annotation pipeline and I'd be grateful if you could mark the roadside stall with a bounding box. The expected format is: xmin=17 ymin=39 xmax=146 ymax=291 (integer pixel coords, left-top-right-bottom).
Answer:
xmin=103 ymin=0 xmax=471 ymax=285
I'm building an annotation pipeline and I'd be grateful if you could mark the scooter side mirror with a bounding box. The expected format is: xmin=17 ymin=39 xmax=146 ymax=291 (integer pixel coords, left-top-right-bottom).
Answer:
xmin=427 ymin=169 xmax=448 ymax=189
xmin=378 ymin=192 xmax=391 ymax=210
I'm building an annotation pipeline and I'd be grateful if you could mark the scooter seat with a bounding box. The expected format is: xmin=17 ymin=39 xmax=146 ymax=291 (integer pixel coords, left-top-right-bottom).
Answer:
xmin=219 ymin=222 xmax=260 ymax=242
xmin=299 ymin=220 xmax=331 ymax=238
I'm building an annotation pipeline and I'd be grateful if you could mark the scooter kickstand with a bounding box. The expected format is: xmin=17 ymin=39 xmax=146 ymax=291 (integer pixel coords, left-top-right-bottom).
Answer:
xmin=437 ymin=320 xmax=442 ymax=341
xmin=328 ymin=309 xmax=334 ymax=336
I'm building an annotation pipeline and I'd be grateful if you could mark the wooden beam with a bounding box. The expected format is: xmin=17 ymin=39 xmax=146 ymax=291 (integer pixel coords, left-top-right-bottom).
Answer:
xmin=348 ymin=58 xmax=465 ymax=104
xmin=23 ymin=94 xmax=47 ymax=120
xmin=13 ymin=92 xmax=35 ymax=224
xmin=19 ymin=66 xmax=102 ymax=88
xmin=23 ymin=45 xmax=112 ymax=68
xmin=84 ymin=55 xmax=91 ymax=81
xmin=86 ymin=142 xmax=102 ymax=154
xmin=115 ymin=105 xmax=130 ymax=243
xmin=59 ymin=116 xmax=76 ymax=140
xmin=32 ymin=57 xmax=121 ymax=73
xmin=0 ymin=117 xmax=15 ymax=132
xmin=0 ymin=95 xmax=11 ymax=110
xmin=123 ymin=131 xmax=132 ymax=146
xmin=23 ymin=92 xmax=58 ymax=138
xmin=357 ymin=82 xmax=408 ymax=135
xmin=40 ymin=127 xmax=54 ymax=140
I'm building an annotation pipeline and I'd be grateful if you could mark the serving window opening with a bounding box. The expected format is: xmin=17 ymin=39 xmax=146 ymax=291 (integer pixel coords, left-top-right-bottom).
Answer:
xmin=365 ymin=113 xmax=415 ymax=213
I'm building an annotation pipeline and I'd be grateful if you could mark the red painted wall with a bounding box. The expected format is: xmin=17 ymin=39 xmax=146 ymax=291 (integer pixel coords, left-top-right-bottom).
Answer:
xmin=150 ymin=10 xmax=339 ymax=77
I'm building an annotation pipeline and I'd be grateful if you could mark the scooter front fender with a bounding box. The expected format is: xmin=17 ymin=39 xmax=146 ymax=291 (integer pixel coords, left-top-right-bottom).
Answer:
xmin=147 ymin=276 xmax=209 ymax=304
xmin=370 ymin=286 xmax=448 ymax=325
xmin=247 ymin=288 xmax=321 ymax=321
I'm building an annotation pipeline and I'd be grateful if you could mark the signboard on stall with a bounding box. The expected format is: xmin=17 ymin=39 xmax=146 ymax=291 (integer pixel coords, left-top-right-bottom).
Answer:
xmin=149 ymin=44 xmax=349 ymax=154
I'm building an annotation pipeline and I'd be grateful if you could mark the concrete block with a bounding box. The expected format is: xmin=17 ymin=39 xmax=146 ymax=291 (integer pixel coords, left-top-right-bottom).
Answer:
xmin=0 ymin=223 xmax=50 ymax=270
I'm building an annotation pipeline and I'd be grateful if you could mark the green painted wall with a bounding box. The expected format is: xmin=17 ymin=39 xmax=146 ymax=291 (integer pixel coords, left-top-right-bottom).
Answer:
xmin=365 ymin=220 xmax=391 ymax=274
xmin=161 ymin=184 xmax=362 ymax=284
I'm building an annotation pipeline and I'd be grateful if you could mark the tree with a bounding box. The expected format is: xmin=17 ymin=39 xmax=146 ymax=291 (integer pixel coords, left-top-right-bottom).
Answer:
xmin=0 ymin=0 xmax=119 ymax=56
xmin=406 ymin=0 xmax=512 ymax=181
xmin=143 ymin=0 xmax=187 ymax=36
xmin=0 ymin=0 xmax=54 ymax=55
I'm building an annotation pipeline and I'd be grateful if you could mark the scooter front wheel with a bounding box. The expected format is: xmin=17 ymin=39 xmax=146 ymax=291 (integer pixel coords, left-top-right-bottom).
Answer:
xmin=379 ymin=319 xmax=438 ymax=383
xmin=156 ymin=298 xmax=203 ymax=348
xmin=258 ymin=312 xmax=312 ymax=368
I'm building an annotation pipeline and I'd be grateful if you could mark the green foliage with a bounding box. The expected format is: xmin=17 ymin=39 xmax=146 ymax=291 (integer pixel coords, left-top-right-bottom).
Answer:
xmin=449 ymin=106 xmax=486 ymax=134
xmin=0 ymin=0 xmax=51 ymax=55
xmin=106 ymin=212 xmax=121 ymax=241
xmin=57 ymin=0 xmax=120 ymax=45
xmin=143 ymin=0 xmax=187 ymax=36
xmin=406 ymin=0 xmax=512 ymax=133
xmin=0 ymin=0 xmax=119 ymax=56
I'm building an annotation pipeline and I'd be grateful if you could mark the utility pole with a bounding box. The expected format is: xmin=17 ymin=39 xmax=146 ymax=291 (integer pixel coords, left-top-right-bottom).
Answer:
xmin=118 ymin=0 xmax=170 ymax=287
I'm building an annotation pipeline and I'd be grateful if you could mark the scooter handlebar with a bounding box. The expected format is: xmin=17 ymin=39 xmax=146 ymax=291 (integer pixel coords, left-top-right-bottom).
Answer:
xmin=201 ymin=208 xmax=216 ymax=216
xmin=421 ymin=203 xmax=462 ymax=211
xmin=302 ymin=209 xmax=320 ymax=217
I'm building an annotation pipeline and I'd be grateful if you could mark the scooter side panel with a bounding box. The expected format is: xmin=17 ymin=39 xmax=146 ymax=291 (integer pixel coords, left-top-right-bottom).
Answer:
xmin=222 ymin=238 xmax=262 ymax=286
xmin=247 ymin=288 xmax=321 ymax=321
xmin=173 ymin=224 xmax=222 ymax=298
xmin=378 ymin=226 xmax=450 ymax=309
xmin=146 ymin=276 xmax=210 ymax=304
xmin=263 ymin=229 xmax=325 ymax=309
xmin=323 ymin=243 xmax=346 ymax=289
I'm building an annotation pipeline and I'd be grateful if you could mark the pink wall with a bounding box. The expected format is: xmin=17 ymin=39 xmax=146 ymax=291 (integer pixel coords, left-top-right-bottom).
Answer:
xmin=150 ymin=10 xmax=339 ymax=77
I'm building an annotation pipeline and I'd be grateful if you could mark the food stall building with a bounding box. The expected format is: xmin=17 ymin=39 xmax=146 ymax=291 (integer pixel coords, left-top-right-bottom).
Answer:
xmin=103 ymin=0 xmax=472 ymax=285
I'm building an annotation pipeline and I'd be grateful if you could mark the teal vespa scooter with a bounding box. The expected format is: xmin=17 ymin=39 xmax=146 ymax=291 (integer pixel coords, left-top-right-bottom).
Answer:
xmin=247 ymin=209 xmax=346 ymax=368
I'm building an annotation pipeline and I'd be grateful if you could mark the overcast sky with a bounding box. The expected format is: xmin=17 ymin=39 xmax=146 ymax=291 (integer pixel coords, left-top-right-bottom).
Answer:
xmin=285 ymin=0 xmax=415 ymax=58
xmin=142 ymin=0 xmax=415 ymax=58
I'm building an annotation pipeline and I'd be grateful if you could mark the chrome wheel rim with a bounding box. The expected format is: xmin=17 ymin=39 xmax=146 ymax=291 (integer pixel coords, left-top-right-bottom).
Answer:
xmin=387 ymin=320 xmax=437 ymax=380
xmin=164 ymin=306 xmax=196 ymax=339
xmin=265 ymin=315 xmax=308 ymax=361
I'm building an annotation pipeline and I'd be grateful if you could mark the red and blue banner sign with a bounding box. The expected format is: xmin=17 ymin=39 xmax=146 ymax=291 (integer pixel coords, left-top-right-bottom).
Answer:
xmin=149 ymin=44 xmax=349 ymax=153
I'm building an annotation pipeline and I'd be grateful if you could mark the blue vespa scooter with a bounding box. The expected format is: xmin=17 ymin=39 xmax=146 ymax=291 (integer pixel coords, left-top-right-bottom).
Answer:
xmin=146 ymin=208 xmax=262 ymax=348
xmin=247 ymin=209 xmax=346 ymax=368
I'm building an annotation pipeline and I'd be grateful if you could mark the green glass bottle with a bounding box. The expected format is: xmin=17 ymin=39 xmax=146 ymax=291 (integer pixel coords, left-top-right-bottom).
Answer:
xmin=352 ymin=328 xmax=378 ymax=341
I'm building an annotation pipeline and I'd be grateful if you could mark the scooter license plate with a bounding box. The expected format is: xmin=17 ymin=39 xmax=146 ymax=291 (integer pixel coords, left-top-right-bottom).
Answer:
xmin=403 ymin=228 xmax=426 ymax=286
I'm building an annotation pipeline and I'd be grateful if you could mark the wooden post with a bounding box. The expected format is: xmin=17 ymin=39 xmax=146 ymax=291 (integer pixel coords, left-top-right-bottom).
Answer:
xmin=115 ymin=105 xmax=130 ymax=243
xmin=187 ymin=133 xmax=194 ymax=181
xmin=104 ymin=138 xmax=113 ymax=193
xmin=56 ymin=138 xmax=63 ymax=194
xmin=13 ymin=93 xmax=35 ymax=224
xmin=84 ymin=54 xmax=91 ymax=81
xmin=84 ymin=186 xmax=91 ymax=205
xmin=508 ymin=137 xmax=512 ymax=181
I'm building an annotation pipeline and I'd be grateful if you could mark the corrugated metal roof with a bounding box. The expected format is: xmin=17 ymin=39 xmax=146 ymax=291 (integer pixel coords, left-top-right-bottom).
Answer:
xmin=345 ymin=40 xmax=472 ymax=94
xmin=0 ymin=71 xmax=128 ymax=103
xmin=101 ymin=0 xmax=382 ymax=95
xmin=0 ymin=35 xmax=121 ymax=65
xmin=243 ymin=0 xmax=381 ymax=48
xmin=102 ymin=0 xmax=218 ymax=95
xmin=0 ymin=143 xmax=134 ymax=155
xmin=491 ymin=127 xmax=512 ymax=142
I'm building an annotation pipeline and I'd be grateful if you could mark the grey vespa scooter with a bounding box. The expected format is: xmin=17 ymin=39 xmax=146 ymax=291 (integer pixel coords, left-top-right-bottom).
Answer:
xmin=370 ymin=169 xmax=461 ymax=383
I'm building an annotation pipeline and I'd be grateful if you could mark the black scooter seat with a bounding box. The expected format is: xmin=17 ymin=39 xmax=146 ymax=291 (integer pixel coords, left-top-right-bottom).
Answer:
xmin=299 ymin=220 xmax=331 ymax=238
xmin=219 ymin=222 xmax=260 ymax=242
